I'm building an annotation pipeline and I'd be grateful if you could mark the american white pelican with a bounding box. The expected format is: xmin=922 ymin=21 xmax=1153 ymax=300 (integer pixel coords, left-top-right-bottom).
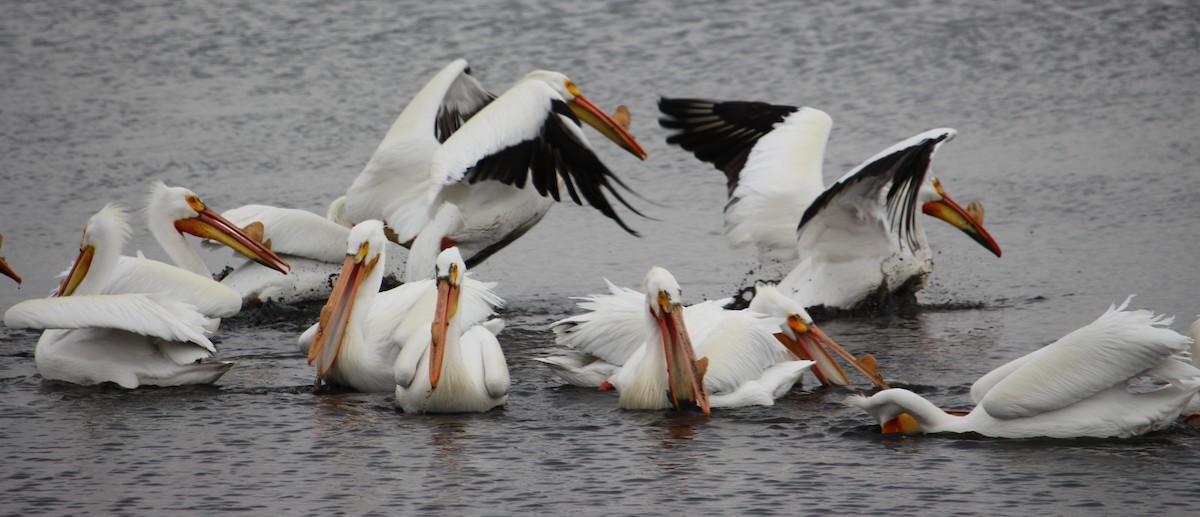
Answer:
xmin=599 ymin=267 xmax=815 ymax=414
xmin=356 ymin=59 xmax=648 ymax=266
xmin=658 ymin=98 xmax=1001 ymax=312
xmin=0 ymin=233 xmax=20 ymax=284
xmin=3 ymin=205 xmax=234 ymax=388
xmin=393 ymin=247 xmax=509 ymax=413
xmin=299 ymin=225 xmax=502 ymax=393
xmin=142 ymin=182 xmax=289 ymax=282
xmin=845 ymin=298 xmax=1200 ymax=438
xmin=538 ymin=279 xmax=736 ymax=388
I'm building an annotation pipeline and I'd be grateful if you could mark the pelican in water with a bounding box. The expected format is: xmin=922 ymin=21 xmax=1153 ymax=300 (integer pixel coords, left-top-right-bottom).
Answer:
xmin=300 ymin=223 xmax=502 ymax=393
xmin=592 ymin=267 xmax=815 ymax=414
xmin=393 ymin=247 xmax=509 ymax=413
xmin=845 ymin=298 xmax=1200 ymax=438
xmin=3 ymin=205 xmax=236 ymax=387
xmin=0 ymin=233 xmax=20 ymax=284
xmin=539 ymin=279 xmax=885 ymax=391
xmin=658 ymin=98 xmax=1001 ymax=312
xmin=359 ymin=59 xmax=648 ymax=266
xmin=537 ymin=278 xmax=736 ymax=388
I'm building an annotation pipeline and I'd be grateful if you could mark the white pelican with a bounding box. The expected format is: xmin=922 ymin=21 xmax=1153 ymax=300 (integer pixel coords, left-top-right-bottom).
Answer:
xmin=141 ymin=182 xmax=290 ymax=283
xmin=393 ymin=247 xmax=509 ymax=413
xmin=299 ymin=224 xmax=502 ymax=393
xmin=0 ymin=233 xmax=20 ymax=284
xmin=4 ymin=205 xmax=234 ymax=388
xmin=359 ymin=59 xmax=648 ymax=266
xmin=599 ymin=267 xmax=815 ymax=414
xmin=658 ymin=98 xmax=1001 ymax=312
xmin=538 ymin=279 xmax=735 ymax=388
xmin=845 ymin=298 xmax=1200 ymax=438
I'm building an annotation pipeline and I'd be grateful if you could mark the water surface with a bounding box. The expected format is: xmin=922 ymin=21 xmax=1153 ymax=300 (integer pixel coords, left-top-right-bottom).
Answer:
xmin=2 ymin=1 xmax=1199 ymax=514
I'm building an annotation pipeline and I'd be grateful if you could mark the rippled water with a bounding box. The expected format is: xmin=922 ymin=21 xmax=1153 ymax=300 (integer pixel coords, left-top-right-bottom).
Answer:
xmin=3 ymin=0 xmax=1199 ymax=514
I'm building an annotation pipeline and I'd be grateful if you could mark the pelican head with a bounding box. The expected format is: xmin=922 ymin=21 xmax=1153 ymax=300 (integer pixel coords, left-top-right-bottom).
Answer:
xmin=429 ymin=246 xmax=468 ymax=389
xmin=750 ymin=284 xmax=889 ymax=388
xmin=523 ymin=70 xmax=648 ymax=161
xmin=0 ymin=233 xmax=21 ymax=285
xmin=147 ymin=182 xmax=290 ymax=274
xmin=641 ymin=266 xmax=710 ymax=416
xmin=58 ymin=204 xmax=133 ymax=297
xmin=308 ymin=220 xmax=386 ymax=382
xmin=919 ymin=178 xmax=1002 ymax=257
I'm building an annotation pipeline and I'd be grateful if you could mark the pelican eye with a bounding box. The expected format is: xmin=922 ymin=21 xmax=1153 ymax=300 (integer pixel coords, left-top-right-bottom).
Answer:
xmin=930 ymin=177 xmax=945 ymax=198
xmin=355 ymin=241 xmax=370 ymax=263
xmin=186 ymin=195 xmax=206 ymax=212
xmin=565 ymin=79 xmax=581 ymax=97
xmin=449 ymin=262 xmax=459 ymax=285
xmin=788 ymin=314 xmax=808 ymax=334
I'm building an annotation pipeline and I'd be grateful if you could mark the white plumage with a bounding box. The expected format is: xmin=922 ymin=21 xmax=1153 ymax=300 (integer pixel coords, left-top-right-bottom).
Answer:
xmin=845 ymin=298 xmax=1200 ymax=438
xmin=659 ymin=98 xmax=1000 ymax=311
xmin=298 ymin=222 xmax=501 ymax=393
xmin=4 ymin=205 xmax=234 ymax=388
xmin=393 ymin=247 xmax=509 ymax=413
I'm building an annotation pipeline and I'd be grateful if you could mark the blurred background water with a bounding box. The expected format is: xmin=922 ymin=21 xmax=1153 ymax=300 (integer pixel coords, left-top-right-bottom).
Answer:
xmin=1 ymin=0 xmax=1198 ymax=514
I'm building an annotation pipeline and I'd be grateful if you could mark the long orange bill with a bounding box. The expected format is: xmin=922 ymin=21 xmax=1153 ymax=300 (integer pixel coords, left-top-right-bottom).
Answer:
xmin=308 ymin=252 xmax=371 ymax=382
xmin=567 ymin=91 xmax=648 ymax=161
xmin=57 ymin=244 xmax=95 ymax=297
xmin=807 ymin=325 xmax=890 ymax=389
xmin=774 ymin=331 xmax=851 ymax=386
xmin=429 ymin=273 xmax=459 ymax=389
xmin=922 ymin=178 xmax=1002 ymax=257
xmin=656 ymin=302 xmax=710 ymax=416
xmin=175 ymin=207 xmax=291 ymax=274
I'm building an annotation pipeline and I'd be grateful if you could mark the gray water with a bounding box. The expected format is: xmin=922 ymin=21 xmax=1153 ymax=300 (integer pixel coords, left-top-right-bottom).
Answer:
xmin=3 ymin=0 xmax=1200 ymax=514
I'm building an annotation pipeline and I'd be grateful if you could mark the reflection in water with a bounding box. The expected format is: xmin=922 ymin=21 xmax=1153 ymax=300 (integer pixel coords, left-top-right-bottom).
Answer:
xmin=429 ymin=421 xmax=467 ymax=474
xmin=650 ymin=412 xmax=706 ymax=472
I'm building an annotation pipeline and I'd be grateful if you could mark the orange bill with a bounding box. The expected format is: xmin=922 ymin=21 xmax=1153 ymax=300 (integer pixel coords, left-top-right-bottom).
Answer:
xmin=308 ymin=246 xmax=374 ymax=382
xmin=175 ymin=206 xmax=291 ymax=274
xmin=566 ymin=84 xmax=648 ymax=161
xmin=922 ymin=178 xmax=1001 ymax=257
xmin=429 ymin=263 xmax=460 ymax=389
xmin=654 ymin=296 xmax=710 ymax=416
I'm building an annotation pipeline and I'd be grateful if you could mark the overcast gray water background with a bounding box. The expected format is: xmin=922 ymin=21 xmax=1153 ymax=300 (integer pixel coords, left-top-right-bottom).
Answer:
xmin=2 ymin=0 xmax=1199 ymax=514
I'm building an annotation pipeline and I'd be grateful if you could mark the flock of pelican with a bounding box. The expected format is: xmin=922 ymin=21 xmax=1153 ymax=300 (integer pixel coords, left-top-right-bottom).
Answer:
xmin=3 ymin=58 xmax=1199 ymax=438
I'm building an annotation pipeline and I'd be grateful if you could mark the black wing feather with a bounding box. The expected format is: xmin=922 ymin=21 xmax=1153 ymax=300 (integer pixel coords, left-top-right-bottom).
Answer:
xmin=797 ymin=132 xmax=950 ymax=251
xmin=463 ymin=100 xmax=643 ymax=236
xmin=435 ymin=69 xmax=497 ymax=144
xmin=658 ymin=97 xmax=799 ymax=196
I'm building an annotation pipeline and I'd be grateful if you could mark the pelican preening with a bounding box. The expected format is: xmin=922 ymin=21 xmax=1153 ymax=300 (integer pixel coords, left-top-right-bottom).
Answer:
xmin=4 ymin=206 xmax=234 ymax=388
xmin=846 ymin=298 xmax=1200 ymax=439
xmin=658 ymin=98 xmax=1001 ymax=312
xmin=0 ymin=233 xmax=20 ymax=284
